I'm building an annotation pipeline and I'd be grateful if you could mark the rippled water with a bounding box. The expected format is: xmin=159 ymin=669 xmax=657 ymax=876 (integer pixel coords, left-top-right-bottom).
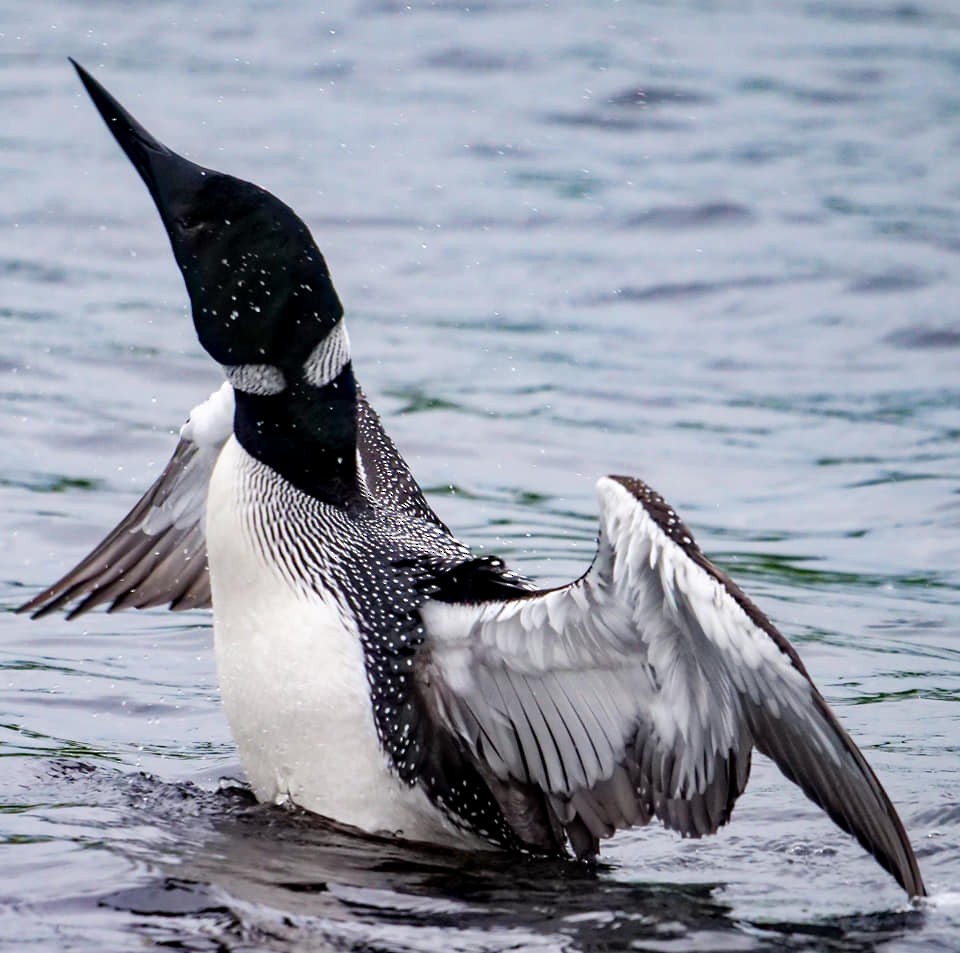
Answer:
xmin=4 ymin=1 xmax=960 ymax=949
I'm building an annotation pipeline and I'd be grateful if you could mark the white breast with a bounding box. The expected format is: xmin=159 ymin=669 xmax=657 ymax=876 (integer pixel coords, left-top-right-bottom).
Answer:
xmin=204 ymin=436 xmax=486 ymax=848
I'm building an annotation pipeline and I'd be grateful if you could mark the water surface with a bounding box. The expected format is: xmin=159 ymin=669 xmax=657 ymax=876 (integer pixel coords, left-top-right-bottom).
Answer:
xmin=4 ymin=1 xmax=960 ymax=949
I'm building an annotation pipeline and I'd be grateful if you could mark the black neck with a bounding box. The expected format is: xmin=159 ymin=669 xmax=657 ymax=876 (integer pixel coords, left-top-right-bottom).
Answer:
xmin=233 ymin=364 xmax=360 ymax=506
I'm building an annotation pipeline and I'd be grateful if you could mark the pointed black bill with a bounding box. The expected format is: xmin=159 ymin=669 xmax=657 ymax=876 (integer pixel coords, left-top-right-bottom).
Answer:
xmin=70 ymin=59 xmax=209 ymax=226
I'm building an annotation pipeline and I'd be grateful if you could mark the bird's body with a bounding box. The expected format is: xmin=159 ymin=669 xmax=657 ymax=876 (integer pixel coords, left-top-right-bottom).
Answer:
xmin=207 ymin=434 xmax=484 ymax=847
xmin=19 ymin=61 xmax=927 ymax=898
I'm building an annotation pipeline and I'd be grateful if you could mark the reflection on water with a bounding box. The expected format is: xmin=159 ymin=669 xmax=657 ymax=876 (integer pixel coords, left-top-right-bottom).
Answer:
xmin=28 ymin=764 xmax=929 ymax=953
xmin=3 ymin=0 xmax=960 ymax=950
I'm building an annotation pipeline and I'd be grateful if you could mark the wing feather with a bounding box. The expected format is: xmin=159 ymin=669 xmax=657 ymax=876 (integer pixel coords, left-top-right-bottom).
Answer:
xmin=20 ymin=436 xmax=219 ymax=618
xmin=419 ymin=475 xmax=925 ymax=896
xmin=17 ymin=383 xmax=234 ymax=618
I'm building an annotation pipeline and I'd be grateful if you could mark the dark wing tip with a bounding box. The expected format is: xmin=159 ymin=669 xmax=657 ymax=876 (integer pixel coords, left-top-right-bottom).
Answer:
xmin=804 ymin=694 xmax=927 ymax=898
xmin=16 ymin=576 xmax=91 ymax=618
xmin=17 ymin=549 xmax=212 ymax=621
xmin=15 ymin=592 xmax=57 ymax=619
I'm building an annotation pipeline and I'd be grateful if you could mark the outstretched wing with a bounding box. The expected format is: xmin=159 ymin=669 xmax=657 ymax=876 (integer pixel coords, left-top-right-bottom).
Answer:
xmin=20 ymin=382 xmax=445 ymax=619
xmin=18 ymin=383 xmax=235 ymax=619
xmin=418 ymin=475 xmax=925 ymax=897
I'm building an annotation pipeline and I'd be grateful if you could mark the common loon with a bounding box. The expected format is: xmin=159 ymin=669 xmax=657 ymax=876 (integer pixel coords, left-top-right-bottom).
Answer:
xmin=20 ymin=61 xmax=925 ymax=898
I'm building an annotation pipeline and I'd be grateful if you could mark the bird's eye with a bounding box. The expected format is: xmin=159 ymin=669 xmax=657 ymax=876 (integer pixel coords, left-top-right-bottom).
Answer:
xmin=176 ymin=215 xmax=202 ymax=232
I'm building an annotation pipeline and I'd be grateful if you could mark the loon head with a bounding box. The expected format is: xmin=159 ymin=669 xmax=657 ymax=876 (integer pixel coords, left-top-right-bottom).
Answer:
xmin=71 ymin=59 xmax=344 ymax=375
xmin=72 ymin=60 xmax=358 ymax=501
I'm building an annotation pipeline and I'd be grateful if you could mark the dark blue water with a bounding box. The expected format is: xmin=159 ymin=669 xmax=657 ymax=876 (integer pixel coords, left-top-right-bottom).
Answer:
xmin=4 ymin=1 xmax=960 ymax=949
